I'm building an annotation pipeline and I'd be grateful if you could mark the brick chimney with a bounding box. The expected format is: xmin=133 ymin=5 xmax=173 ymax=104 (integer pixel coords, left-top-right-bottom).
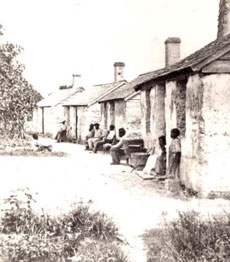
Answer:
xmin=72 ymin=74 xmax=82 ymax=88
xmin=114 ymin=62 xmax=125 ymax=82
xmin=164 ymin=37 xmax=181 ymax=67
xmin=217 ymin=0 xmax=230 ymax=38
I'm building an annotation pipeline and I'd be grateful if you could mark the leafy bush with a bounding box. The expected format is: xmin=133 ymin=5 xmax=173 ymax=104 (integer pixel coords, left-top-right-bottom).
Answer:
xmin=143 ymin=210 xmax=230 ymax=262
xmin=74 ymin=239 xmax=129 ymax=262
xmin=0 ymin=234 xmax=66 ymax=262
xmin=0 ymin=39 xmax=43 ymax=137
xmin=0 ymin=188 xmax=126 ymax=262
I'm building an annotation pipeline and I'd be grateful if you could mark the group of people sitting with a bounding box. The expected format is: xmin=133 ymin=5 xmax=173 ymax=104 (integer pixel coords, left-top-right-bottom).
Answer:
xmin=85 ymin=123 xmax=181 ymax=179
xmin=85 ymin=123 xmax=127 ymax=165
xmin=85 ymin=123 xmax=116 ymax=153
xmin=30 ymin=120 xmax=181 ymax=180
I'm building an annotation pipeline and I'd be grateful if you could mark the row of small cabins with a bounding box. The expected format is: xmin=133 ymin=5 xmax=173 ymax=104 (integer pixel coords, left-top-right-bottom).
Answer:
xmin=33 ymin=0 xmax=230 ymax=196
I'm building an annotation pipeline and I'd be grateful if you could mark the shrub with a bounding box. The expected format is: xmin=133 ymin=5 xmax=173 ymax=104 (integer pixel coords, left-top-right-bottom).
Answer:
xmin=74 ymin=239 xmax=129 ymax=262
xmin=143 ymin=210 xmax=230 ymax=262
xmin=61 ymin=205 xmax=119 ymax=241
xmin=0 ymin=188 xmax=125 ymax=262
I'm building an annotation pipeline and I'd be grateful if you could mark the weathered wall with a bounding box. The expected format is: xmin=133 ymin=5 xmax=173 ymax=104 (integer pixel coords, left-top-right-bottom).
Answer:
xmin=125 ymin=93 xmax=142 ymax=138
xmin=180 ymin=74 xmax=205 ymax=192
xmin=66 ymin=106 xmax=77 ymax=141
xmin=200 ymin=74 xmax=230 ymax=193
xmin=43 ymin=107 xmax=53 ymax=135
xmin=64 ymin=106 xmax=70 ymax=127
xmin=149 ymin=87 xmax=155 ymax=136
xmin=32 ymin=107 xmax=44 ymax=133
xmin=140 ymin=90 xmax=147 ymax=138
xmin=88 ymin=103 xmax=101 ymax=125
xmin=76 ymin=106 xmax=88 ymax=144
xmin=32 ymin=108 xmax=39 ymax=132
xmin=105 ymin=102 xmax=115 ymax=129
xmin=140 ymin=89 xmax=154 ymax=148
xmin=114 ymin=100 xmax=126 ymax=135
xmin=154 ymin=84 xmax=166 ymax=139
xmin=165 ymin=81 xmax=179 ymax=148
xmin=51 ymin=105 xmax=65 ymax=137
xmin=101 ymin=103 xmax=107 ymax=129
xmin=178 ymin=74 xmax=230 ymax=194
xmin=109 ymin=102 xmax=115 ymax=126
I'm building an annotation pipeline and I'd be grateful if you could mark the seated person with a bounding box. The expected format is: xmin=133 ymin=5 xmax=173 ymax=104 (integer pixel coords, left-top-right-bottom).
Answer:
xmin=32 ymin=133 xmax=53 ymax=152
xmin=85 ymin=123 xmax=95 ymax=150
xmin=103 ymin=136 xmax=119 ymax=151
xmin=55 ymin=120 xmax=67 ymax=142
xmin=110 ymin=128 xmax=126 ymax=165
xmin=88 ymin=123 xmax=103 ymax=150
xmin=93 ymin=124 xmax=116 ymax=153
xmin=143 ymin=136 xmax=166 ymax=176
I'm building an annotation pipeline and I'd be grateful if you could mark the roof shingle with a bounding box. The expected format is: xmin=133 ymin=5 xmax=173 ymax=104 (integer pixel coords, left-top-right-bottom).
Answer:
xmin=135 ymin=33 xmax=230 ymax=90
xmin=37 ymin=87 xmax=83 ymax=107
xmin=63 ymin=81 xmax=126 ymax=106
xmin=99 ymin=77 xmax=145 ymax=102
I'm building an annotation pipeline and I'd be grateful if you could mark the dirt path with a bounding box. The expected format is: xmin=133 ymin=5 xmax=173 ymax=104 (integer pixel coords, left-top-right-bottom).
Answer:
xmin=1 ymin=142 xmax=229 ymax=262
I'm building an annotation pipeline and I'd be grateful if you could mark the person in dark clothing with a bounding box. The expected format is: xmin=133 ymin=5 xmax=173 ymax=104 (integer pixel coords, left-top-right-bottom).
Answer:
xmin=110 ymin=128 xmax=126 ymax=165
xmin=55 ymin=121 xmax=67 ymax=142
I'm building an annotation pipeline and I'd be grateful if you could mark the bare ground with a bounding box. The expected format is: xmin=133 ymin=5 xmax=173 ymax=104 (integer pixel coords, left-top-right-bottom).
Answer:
xmin=0 ymin=141 xmax=229 ymax=262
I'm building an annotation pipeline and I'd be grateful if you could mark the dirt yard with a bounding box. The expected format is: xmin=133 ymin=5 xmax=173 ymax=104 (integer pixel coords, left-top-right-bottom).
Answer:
xmin=1 ymin=141 xmax=229 ymax=262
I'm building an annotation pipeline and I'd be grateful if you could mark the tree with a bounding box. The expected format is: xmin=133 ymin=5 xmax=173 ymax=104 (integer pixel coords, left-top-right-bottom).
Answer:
xmin=0 ymin=26 xmax=42 ymax=138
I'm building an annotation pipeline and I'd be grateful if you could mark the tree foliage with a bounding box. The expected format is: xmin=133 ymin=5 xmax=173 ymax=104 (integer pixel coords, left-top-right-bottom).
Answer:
xmin=0 ymin=26 xmax=42 ymax=137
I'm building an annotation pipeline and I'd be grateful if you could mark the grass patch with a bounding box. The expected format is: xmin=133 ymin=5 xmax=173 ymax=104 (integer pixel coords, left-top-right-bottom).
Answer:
xmin=0 ymin=149 xmax=68 ymax=157
xmin=143 ymin=210 xmax=230 ymax=262
xmin=0 ymin=188 xmax=128 ymax=262
xmin=0 ymin=136 xmax=67 ymax=157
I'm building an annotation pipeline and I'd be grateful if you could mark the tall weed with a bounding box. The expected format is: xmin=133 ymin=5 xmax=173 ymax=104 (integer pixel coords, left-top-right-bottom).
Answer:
xmin=144 ymin=210 xmax=230 ymax=262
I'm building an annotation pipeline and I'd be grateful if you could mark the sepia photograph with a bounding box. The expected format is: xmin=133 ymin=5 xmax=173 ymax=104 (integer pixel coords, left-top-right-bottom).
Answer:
xmin=0 ymin=0 xmax=229 ymax=261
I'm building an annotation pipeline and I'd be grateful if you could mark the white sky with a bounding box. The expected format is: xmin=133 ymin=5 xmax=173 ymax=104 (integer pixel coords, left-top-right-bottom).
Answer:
xmin=0 ymin=0 xmax=220 ymax=96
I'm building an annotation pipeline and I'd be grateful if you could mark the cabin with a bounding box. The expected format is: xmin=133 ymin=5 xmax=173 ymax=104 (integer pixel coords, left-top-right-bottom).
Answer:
xmin=99 ymin=79 xmax=142 ymax=138
xmin=62 ymin=80 xmax=126 ymax=143
xmin=134 ymin=0 xmax=230 ymax=195
xmin=33 ymin=77 xmax=83 ymax=137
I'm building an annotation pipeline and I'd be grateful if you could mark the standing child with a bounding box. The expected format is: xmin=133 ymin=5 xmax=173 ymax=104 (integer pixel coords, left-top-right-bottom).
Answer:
xmin=168 ymin=128 xmax=181 ymax=179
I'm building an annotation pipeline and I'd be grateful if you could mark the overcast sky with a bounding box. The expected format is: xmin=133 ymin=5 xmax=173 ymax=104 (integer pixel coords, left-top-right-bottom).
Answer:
xmin=0 ymin=0 xmax=220 ymax=95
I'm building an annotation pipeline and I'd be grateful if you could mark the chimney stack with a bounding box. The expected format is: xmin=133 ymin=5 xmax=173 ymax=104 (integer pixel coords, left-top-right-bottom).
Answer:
xmin=164 ymin=37 xmax=181 ymax=67
xmin=72 ymin=74 xmax=82 ymax=88
xmin=114 ymin=62 xmax=125 ymax=82
xmin=217 ymin=0 xmax=230 ymax=38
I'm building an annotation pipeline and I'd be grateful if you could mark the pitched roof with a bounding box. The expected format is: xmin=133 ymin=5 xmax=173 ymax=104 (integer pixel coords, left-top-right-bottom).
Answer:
xmin=99 ymin=77 xmax=142 ymax=102
xmin=37 ymin=87 xmax=84 ymax=107
xmin=63 ymin=80 xmax=126 ymax=106
xmin=62 ymin=89 xmax=97 ymax=106
xmin=135 ymin=33 xmax=230 ymax=90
